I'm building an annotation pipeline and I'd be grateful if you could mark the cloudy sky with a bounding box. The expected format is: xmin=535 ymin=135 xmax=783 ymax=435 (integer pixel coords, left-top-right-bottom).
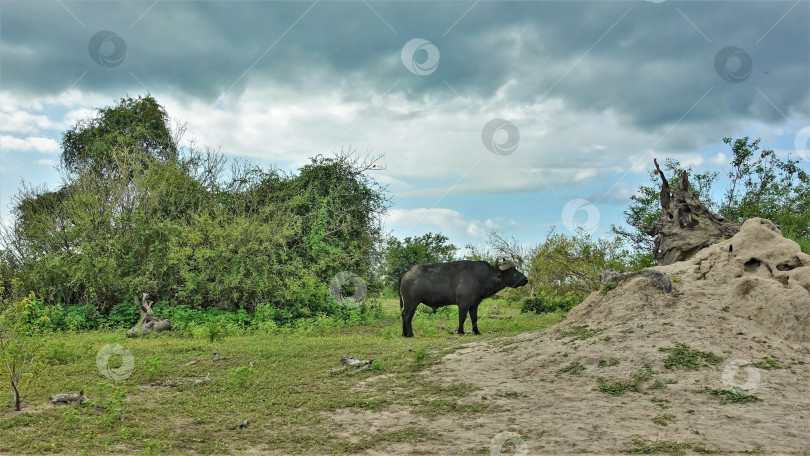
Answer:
xmin=2 ymin=0 xmax=809 ymax=250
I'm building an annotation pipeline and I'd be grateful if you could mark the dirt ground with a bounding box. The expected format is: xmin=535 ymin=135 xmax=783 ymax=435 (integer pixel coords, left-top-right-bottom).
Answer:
xmin=327 ymin=219 xmax=810 ymax=455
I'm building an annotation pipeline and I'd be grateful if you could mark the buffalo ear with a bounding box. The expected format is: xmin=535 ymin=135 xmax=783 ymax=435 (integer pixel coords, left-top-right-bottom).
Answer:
xmin=498 ymin=261 xmax=515 ymax=271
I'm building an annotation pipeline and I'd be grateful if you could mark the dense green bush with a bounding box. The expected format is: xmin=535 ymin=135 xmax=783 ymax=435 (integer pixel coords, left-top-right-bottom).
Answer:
xmin=107 ymin=301 xmax=141 ymax=328
xmin=521 ymin=291 xmax=583 ymax=314
xmin=2 ymin=95 xmax=389 ymax=324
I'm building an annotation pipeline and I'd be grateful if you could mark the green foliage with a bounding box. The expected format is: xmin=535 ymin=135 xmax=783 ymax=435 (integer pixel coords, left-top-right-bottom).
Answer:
xmin=229 ymin=366 xmax=254 ymax=389
xmin=659 ymin=343 xmax=722 ymax=370
xmin=60 ymin=95 xmax=177 ymax=176
xmin=556 ymin=325 xmax=604 ymax=340
xmin=107 ymin=302 xmax=140 ymax=328
xmin=652 ymin=413 xmax=676 ymax=426
xmin=521 ymin=290 xmax=582 ymax=314
xmin=3 ymin=96 xmax=390 ymax=324
xmin=383 ymin=233 xmax=457 ymax=290
xmin=626 ymin=436 xmax=689 ymax=455
xmin=721 ymin=137 xmax=810 ymax=240
xmin=0 ymin=275 xmax=44 ymax=410
xmin=64 ymin=305 xmax=103 ymax=332
xmin=529 ymin=228 xmax=632 ymax=300
xmin=597 ymin=378 xmax=639 ymax=395
xmin=596 ymin=364 xmax=658 ymax=396
xmin=598 ymin=358 xmax=619 ymax=368
xmin=410 ymin=347 xmax=428 ymax=366
xmin=702 ymin=387 xmax=762 ymax=404
xmin=599 ymin=282 xmax=618 ymax=294
xmin=615 ymin=137 xmax=810 ymax=257
xmin=95 ymin=381 xmax=127 ymax=427
xmin=556 ymin=362 xmax=585 ymax=376
xmin=144 ymin=354 xmax=162 ymax=381
xmin=749 ymin=356 xmax=784 ymax=370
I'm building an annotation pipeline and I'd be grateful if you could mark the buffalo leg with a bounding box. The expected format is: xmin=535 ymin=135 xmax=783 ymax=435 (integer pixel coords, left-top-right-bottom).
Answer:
xmin=401 ymin=303 xmax=416 ymax=338
xmin=457 ymin=306 xmax=468 ymax=335
xmin=470 ymin=304 xmax=481 ymax=335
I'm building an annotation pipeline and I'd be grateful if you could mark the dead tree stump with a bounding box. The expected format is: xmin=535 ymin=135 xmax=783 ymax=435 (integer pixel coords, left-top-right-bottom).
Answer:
xmin=126 ymin=293 xmax=172 ymax=338
xmin=646 ymin=159 xmax=740 ymax=265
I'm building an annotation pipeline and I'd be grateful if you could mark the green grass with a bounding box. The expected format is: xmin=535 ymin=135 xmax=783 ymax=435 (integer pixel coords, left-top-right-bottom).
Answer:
xmin=556 ymin=362 xmax=585 ymax=376
xmin=597 ymin=378 xmax=639 ymax=395
xmin=626 ymin=436 xmax=719 ymax=455
xmin=598 ymin=358 xmax=619 ymax=368
xmin=702 ymin=387 xmax=763 ymax=404
xmin=749 ymin=356 xmax=784 ymax=370
xmin=625 ymin=436 xmax=689 ymax=455
xmin=659 ymin=343 xmax=722 ymax=370
xmin=652 ymin=413 xmax=676 ymax=426
xmin=596 ymin=364 xmax=659 ymax=396
xmin=556 ymin=325 xmax=604 ymax=341
xmin=0 ymin=297 xmax=563 ymax=454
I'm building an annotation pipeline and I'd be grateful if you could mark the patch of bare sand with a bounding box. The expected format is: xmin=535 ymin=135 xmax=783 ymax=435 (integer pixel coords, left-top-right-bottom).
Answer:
xmin=326 ymin=219 xmax=810 ymax=454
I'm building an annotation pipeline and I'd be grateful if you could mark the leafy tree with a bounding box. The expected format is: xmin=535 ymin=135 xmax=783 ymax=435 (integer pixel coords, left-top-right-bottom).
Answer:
xmin=528 ymin=228 xmax=630 ymax=300
xmin=0 ymin=274 xmax=42 ymax=411
xmin=383 ymin=233 xmax=457 ymax=289
xmin=61 ymin=94 xmax=177 ymax=176
xmin=720 ymin=137 xmax=810 ymax=240
xmin=2 ymin=95 xmax=391 ymax=321
xmin=613 ymin=137 xmax=809 ymax=258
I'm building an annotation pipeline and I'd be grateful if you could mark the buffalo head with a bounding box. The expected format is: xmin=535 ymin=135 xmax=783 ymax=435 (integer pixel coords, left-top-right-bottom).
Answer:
xmin=495 ymin=258 xmax=529 ymax=288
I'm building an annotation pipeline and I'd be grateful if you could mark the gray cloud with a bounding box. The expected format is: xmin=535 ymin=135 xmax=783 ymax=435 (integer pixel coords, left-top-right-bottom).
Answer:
xmin=3 ymin=2 xmax=806 ymax=132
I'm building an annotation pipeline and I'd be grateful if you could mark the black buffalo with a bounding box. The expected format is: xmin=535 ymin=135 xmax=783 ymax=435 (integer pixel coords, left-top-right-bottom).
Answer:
xmin=398 ymin=259 xmax=529 ymax=338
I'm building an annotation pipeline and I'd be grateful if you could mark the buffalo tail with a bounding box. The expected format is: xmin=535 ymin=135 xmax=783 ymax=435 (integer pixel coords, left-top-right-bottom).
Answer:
xmin=398 ymin=274 xmax=404 ymax=311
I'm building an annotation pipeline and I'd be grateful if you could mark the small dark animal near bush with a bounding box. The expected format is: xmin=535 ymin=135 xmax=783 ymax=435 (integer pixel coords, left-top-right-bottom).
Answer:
xmin=398 ymin=259 xmax=529 ymax=337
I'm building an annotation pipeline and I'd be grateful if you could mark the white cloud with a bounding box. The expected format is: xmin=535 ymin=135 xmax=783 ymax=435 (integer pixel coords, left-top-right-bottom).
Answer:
xmin=0 ymin=135 xmax=59 ymax=153
xmin=711 ymin=152 xmax=727 ymax=165
xmin=574 ymin=168 xmax=598 ymax=182
xmin=37 ymin=159 xmax=55 ymax=166
xmin=0 ymin=110 xmax=57 ymax=134
xmin=385 ymin=208 xmax=495 ymax=241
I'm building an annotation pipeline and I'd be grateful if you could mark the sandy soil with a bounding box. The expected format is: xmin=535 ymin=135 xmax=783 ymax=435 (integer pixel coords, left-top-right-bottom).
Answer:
xmin=327 ymin=219 xmax=810 ymax=455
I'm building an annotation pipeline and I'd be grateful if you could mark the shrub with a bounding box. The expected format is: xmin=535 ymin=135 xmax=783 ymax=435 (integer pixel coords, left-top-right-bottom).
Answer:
xmin=64 ymin=305 xmax=103 ymax=331
xmin=107 ymin=301 xmax=141 ymax=328
xmin=521 ymin=291 xmax=582 ymax=314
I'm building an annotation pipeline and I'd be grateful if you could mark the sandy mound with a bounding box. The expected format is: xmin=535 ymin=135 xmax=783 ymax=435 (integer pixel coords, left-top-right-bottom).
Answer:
xmin=328 ymin=218 xmax=810 ymax=455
